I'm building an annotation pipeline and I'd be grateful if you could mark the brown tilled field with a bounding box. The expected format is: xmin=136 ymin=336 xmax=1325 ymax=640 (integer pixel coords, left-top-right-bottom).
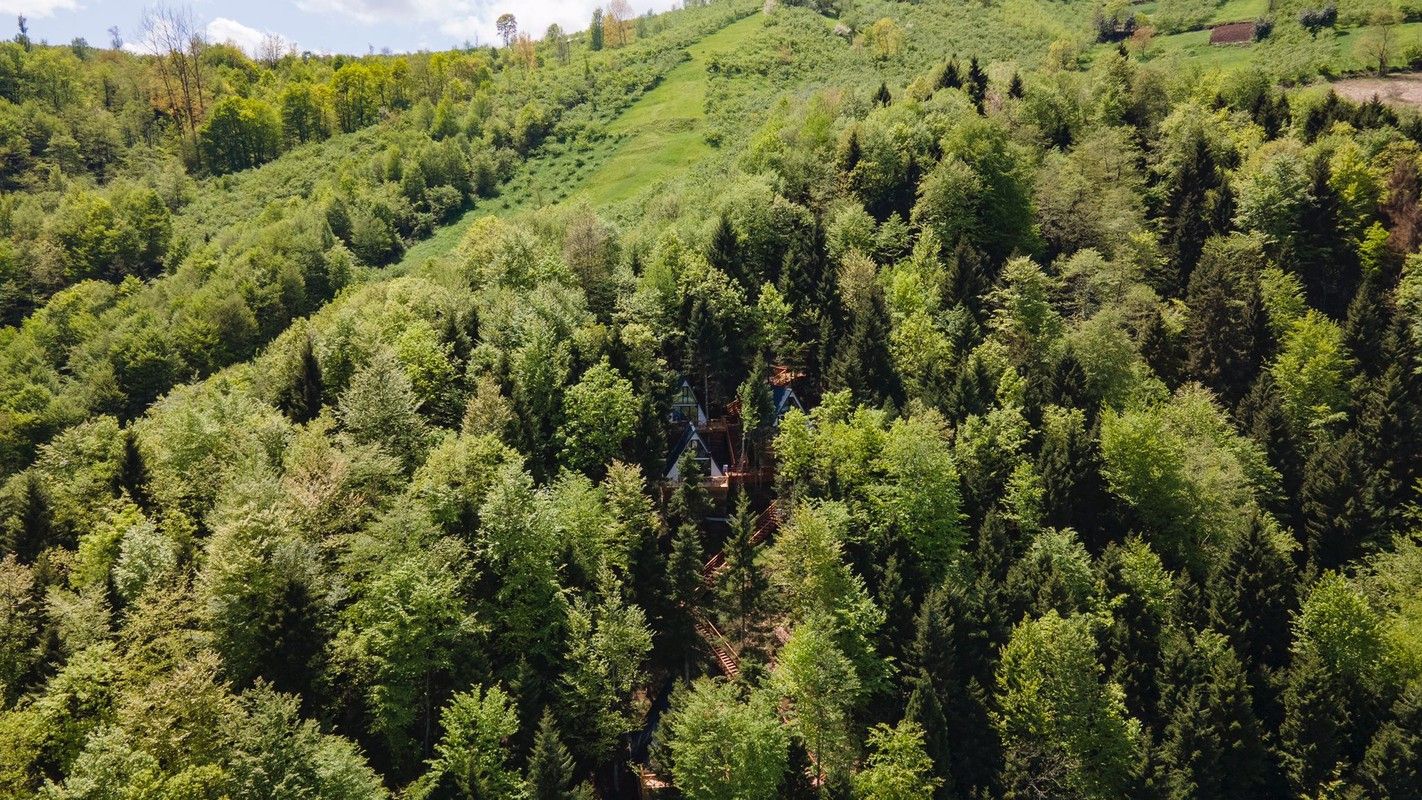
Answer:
xmin=1331 ymin=72 xmax=1422 ymax=107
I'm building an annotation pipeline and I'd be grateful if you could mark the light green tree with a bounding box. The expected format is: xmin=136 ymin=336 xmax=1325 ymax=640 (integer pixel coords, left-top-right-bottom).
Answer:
xmin=661 ymin=679 xmax=788 ymax=800
xmin=558 ymin=359 xmax=637 ymax=475
xmin=773 ymin=617 xmax=861 ymax=785
xmin=338 ymin=350 xmax=430 ymax=473
xmin=995 ymin=611 xmax=1142 ymax=800
xmin=429 ymin=684 xmax=522 ymax=799
xmin=853 ymin=720 xmax=942 ymax=800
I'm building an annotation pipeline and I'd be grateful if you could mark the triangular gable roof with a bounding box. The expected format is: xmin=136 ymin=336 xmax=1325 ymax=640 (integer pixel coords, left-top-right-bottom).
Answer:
xmin=664 ymin=423 xmax=724 ymax=480
xmin=772 ymin=385 xmax=804 ymax=420
xmin=670 ymin=377 xmax=708 ymax=426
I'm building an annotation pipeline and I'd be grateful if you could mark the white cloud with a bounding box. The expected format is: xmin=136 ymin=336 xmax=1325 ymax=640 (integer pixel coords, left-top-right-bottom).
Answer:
xmin=299 ymin=0 xmax=679 ymax=47
xmin=206 ymin=17 xmax=295 ymax=57
xmin=0 ymin=0 xmax=79 ymax=18
xmin=295 ymin=0 xmax=475 ymax=27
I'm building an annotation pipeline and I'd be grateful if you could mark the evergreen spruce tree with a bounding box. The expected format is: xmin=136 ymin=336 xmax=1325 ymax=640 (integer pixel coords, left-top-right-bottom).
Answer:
xmin=1037 ymin=414 xmax=1109 ymax=551
xmin=1354 ymin=330 xmax=1422 ymax=542
xmin=116 ymin=427 xmax=152 ymax=510
xmin=910 ymin=579 xmax=1000 ymax=798
xmin=1294 ymin=154 xmax=1359 ymax=319
xmin=967 ymin=57 xmax=987 ymax=111
xmin=840 ymin=127 xmax=862 ymax=176
xmin=874 ymin=81 xmax=892 ymax=106
xmin=904 ymin=670 xmax=954 ymax=799
xmin=1049 ymin=351 xmax=1090 ymax=416
xmin=667 ymin=452 xmax=713 ymax=533
xmin=338 ymin=350 xmax=429 ymax=473
xmin=283 ymin=333 xmax=325 ymax=424
xmin=668 ymin=521 xmax=705 ymax=610
xmin=1099 ymin=543 xmax=1170 ymax=731
xmin=1235 ymin=373 xmax=1304 ymax=531
xmin=1343 ymin=269 xmax=1392 ymax=378
xmin=826 ymin=291 xmax=901 ymax=407
xmin=1139 ymin=309 xmax=1182 ymax=389
xmin=1357 ymin=686 xmax=1422 ymax=800
xmin=1299 ymin=433 xmax=1366 ymax=576
xmin=940 ymin=57 xmax=962 ymax=90
xmin=1184 ymin=236 xmax=1270 ymax=408
xmin=1157 ymin=134 xmax=1230 ymax=295
xmin=1279 ymin=649 xmax=1352 ymax=797
xmin=708 ymin=213 xmax=742 ymax=287
xmin=1007 ymin=72 xmax=1024 ymax=99
xmin=527 ymin=709 xmax=576 ymax=800
xmin=4 ymin=473 xmax=53 ymax=561
xmin=1157 ymin=633 xmax=1269 ymax=800
xmin=1206 ymin=513 xmax=1295 ymax=725
xmin=717 ymin=493 xmax=766 ymax=644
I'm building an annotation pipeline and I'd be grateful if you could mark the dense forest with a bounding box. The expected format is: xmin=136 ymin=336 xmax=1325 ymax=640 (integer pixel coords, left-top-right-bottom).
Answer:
xmin=2 ymin=0 xmax=1422 ymax=798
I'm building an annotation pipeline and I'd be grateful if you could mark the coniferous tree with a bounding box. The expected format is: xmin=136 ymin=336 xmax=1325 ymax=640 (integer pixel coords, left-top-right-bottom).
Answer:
xmin=840 ymin=127 xmax=862 ymax=176
xmin=940 ymin=57 xmax=962 ymax=90
xmin=667 ymin=451 xmax=713 ymax=533
xmin=1007 ymin=72 xmax=1024 ymax=99
xmin=1299 ymin=432 xmax=1366 ymax=575
xmin=1099 ymin=543 xmax=1171 ymax=731
xmin=946 ymin=240 xmax=989 ymax=318
xmin=708 ymin=213 xmax=742 ymax=286
xmin=1206 ymin=513 xmax=1295 ymax=725
xmin=3 ymin=473 xmax=53 ymax=561
xmin=1139 ymin=309 xmax=1182 ymax=390
xmin=874 ymin=81 xmax=892 ymax=106
xmin=1279 ymin=649 xmax=1353 ymax=798
xmin=589 ymin=8 xmax=604 ymax=50
xmin=967 ymin=57 xmax=987 ymax=111
xmin=668 ymin=522 xmax=705 ymax=611
xmin=1038 ymin=415 xmax=1109 ymax=551
xmin=659 ymin=522 xmax=702 ymax=679
xmin=527 ymin=709 xmax=576 ymax=800
xmin=116 ymin=427 xmax=152 ymax=510
xmin=1184 ymin=236 xmax=1270 ymax=408
xmin=827 ymin=291 xmax=901 ymax=407
xmin=282 ymin=333 xmax=325 ymax=424
xmin=718 ymin=493 xmax=767 ymax=644
xmin=1343 ymin=269 xmax=1392 ymax=378
xmin=904 ymin=670 xmax=953 ymax=799
xmin=910 ymin=579 xmax=1000 ymax=798
xmin=1235 ymin=373 xmax=1304 ymax=531
xmin=1293 ymin=154 xmax=1359 ymax=318
xmin=1157 ymin=133 xmax=1231 ymax=295
xmin=1357 ymin=686 xmax=1422 ymax=800
xmin=1156 ymin=632 xmax=1269 ymax=800
xmin=1354 ymin=330 xmax=1422 ymax=541
xmin=1048 ymin=351 xmax=1090 ymax=415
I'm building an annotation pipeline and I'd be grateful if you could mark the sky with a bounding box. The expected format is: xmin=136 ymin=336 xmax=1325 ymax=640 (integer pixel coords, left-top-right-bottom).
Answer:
xmin=0 ymin=0 xmax=681 ymax=56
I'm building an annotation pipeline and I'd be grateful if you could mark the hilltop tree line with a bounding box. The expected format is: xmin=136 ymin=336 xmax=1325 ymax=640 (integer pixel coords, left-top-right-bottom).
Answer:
xmin=0 ymin=4 xmax=1421 ymax=800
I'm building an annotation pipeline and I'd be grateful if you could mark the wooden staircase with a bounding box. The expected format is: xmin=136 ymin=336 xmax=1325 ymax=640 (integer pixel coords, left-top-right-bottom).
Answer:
xmin=694 ymin=615 xmax=740 ymax=679
xmin=701 ymin=499 xmax=784 ymax=584
xmin=691 ymin=500 xmax=787 ymax=678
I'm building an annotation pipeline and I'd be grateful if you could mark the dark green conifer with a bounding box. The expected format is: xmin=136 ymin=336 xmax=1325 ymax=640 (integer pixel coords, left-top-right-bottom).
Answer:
xmin=940 ymin=58 xmax=962 ymax=90
xmin=527 ymin=709 xmax=576 ymax=800
xmin=874 ymin=81 xmax=892 ymax=106
xmin=1206 ymin=513 xmax=1295 ymax=724
xmin=1357 ymin=686 xmax=1422 ymax=800
xmin=717 ymin=493 xmax=766 ymax=644
xmin=967 ymin=57 xmax=987 ymax=111
xmin=1300 ymin=433 xmax=1366 ymax=576
xmin=1157 ymin=633 xmax=1269 ymax=800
